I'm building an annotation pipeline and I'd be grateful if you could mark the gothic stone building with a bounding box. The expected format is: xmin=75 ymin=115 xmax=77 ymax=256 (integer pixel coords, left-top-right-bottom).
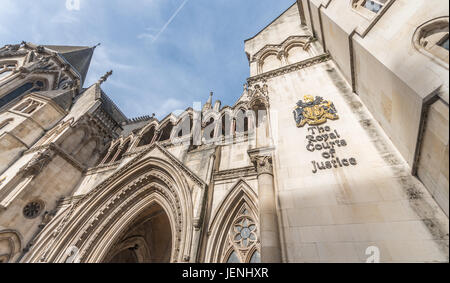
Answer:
xmin=0 ymin=1 xmax=448 ymax=263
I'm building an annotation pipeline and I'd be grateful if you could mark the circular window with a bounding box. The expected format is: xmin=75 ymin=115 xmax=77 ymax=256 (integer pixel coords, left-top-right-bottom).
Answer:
xmin=232 ymin=217 xmax=257 ymax=249
xmin=23 ymin=200 xmax=44 ymax=219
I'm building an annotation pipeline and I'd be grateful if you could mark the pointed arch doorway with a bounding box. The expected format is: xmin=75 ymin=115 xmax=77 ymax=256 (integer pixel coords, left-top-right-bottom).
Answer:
xmin=104 ymin=203 xmax=172 ymax=263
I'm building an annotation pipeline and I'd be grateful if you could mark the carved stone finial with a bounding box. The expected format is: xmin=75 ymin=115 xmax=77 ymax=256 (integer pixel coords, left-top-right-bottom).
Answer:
xmin=35 ymin=45 xmax=45 ymax=53
xmin=98 ymin=70 xmax=113 ymax=85
xmin=207 ymin=92 xmax=213 ymax=103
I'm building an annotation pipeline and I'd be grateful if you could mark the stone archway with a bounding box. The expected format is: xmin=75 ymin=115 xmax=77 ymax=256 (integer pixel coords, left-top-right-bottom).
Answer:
xmin=21 ymin=145 xmax=205 ymax=263
xmin=104 ymin=203 xmax=172 ymax=263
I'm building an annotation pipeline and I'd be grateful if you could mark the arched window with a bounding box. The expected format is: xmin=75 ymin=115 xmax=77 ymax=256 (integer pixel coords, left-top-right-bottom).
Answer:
xmin=203 ymin=117 xmax=216 ymax=141
xmin=138 ymin=126 xmax=156 ymax=147
xmin=0 ymin=80 xmax=45 ymax=108
xmin=352 ymin=0 xmax=388 ymax=17
xmin=235 ymin=109 xmax=249 ymax=135
xmin=23 ymin=100 xmax=42 ymax=114
xmin=176 ymin=116 xmax=193 ymax=138
xmin=414 ymin=17 xmax=449 ymax=65
xmin=249 ymin=250 xmax=261 ymax=263
xmin=0 ymin=62 xmax=16 ymax=82
xmin=220 ymin=113 xmax=232 ymax=137
xmin=226 ymin=251 xmax=241 ymax=263
xmin=103 ymin=142 xmax=120 ymax=164
xmin=15 ymin=99 xmax=43 ymax=114
xmin=115 ymin=140 xmax=131 ymax=162
xmin=159 ymin=122 xmax=174 ymax=142
xmin=222 ymin=206 xmax=260 ymax=263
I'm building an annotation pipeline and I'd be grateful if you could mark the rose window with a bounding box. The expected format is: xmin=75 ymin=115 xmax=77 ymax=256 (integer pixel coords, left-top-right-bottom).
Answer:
xmin=232 ymin=217 xmax=257 ymax=248
xmin=23 ymin=201 xmax=44 ymax=219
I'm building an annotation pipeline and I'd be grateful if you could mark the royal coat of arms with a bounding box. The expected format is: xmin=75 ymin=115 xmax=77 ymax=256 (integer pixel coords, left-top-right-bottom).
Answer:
xmin=293 ymin=95 xmax=339 ymax=127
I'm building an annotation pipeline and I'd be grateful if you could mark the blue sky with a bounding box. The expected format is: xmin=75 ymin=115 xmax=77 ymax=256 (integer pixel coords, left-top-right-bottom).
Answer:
xmin=0 ymin=0 xmax=294 ymax=119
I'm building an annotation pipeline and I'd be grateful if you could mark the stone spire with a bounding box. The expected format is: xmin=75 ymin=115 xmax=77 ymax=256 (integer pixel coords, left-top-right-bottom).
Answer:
xmin=203 ymin=91 xmax=213 ymax=111
xmin=43 ymin=45 xmax=96 ymax=85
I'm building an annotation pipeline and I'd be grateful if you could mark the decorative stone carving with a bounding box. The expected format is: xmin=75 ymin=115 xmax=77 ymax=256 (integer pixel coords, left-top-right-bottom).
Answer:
xmin=23 ymin=200 xmax=45 ymax=219
xmin=223 ymin=205 xmax=260 ymax=263
xmin=247 ymin=53 xmax=331 ymax=85
xmin=19 ymin=150 xmax=54 ymax=178
xmin=247 ymin=83 xmax=269 ymax=100
xmin=231 ymin=213 xmax=257 ymax=250
xmin=98 ymin=70 xmax=113 ymax=85
xmin=0 ymin=44 xmax=23 ymax=58
xmin=251 ymin=155 xmax=273 ymax=176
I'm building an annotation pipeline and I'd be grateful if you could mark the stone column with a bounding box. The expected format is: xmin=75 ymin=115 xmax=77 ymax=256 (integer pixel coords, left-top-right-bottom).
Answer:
xmin=251 ymin=153 xmax=282 ymax=263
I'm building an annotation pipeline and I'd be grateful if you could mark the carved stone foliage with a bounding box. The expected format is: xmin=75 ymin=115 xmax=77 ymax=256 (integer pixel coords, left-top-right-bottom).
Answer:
xmin=19 ymin=150 xmax=54 ymax=178
xmin=251 ymin=155 xmax=273 ymax=176
xmin=246 ymin=83 xmax=268 ymax=100
xmin=246 ymin=82 xmax=270 ymax=109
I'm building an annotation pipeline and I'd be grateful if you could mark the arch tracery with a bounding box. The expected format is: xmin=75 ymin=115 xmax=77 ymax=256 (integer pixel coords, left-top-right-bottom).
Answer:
xmin=23 ymin=147 xmax=201 ymax=263
xmin=206 ymin=180 xmax=260 ymax=263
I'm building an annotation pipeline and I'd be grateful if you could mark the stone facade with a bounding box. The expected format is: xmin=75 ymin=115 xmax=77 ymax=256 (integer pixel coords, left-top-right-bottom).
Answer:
xmin=0 ymin=1 xmax=448 ymax=263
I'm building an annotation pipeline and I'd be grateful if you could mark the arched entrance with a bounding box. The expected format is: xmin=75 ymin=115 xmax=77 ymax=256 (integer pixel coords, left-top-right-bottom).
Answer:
xmin=104 ymin=203 xmax=172 ymax=263
xmin=21 ymin=146 xmax=205 ymax=263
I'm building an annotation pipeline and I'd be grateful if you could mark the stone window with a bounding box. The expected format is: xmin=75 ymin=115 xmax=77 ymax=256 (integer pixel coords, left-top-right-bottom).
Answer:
xmin=362 ymin=0 xmax=386 ymax=13
xmin=234 ymin=109 xmax=250 ymax=137
xmin=413 ymin=17 xmax=449 ymax=65
xmin=176 ymin=116 xmax=193 ymax=138
xmin=138 ymin=126 xmax=156 ymax=147
xmin=159 ymin=122 xmax=174 ymax=142
xmin=203 ymin=117 xmax=216 ymax=141
xmin=438 ymin=36 xmax=449 ymax=51
xmin=220 ymin=113 xmax=232 ymax=137
xmin=115 ymin=140 xmax=131 ymax=162
xmin=352 ymin=0 xmax=388 ymax=18
xmin=0 ymin=80 xmax=46 ymax=108
xmin=23 ymin=200 xmax=45 ymax=219
xmin=14 ymin=99 xmax=43 ymax=115
xmin=223 ymin=206 xmax=260 ymax=263
xmin=0 ymin=62 xmax=16 ymax=82
xmin=103 ymin=142 xmax=120 ymax=164
xmin=226 ymin=251 xmax=240 ymax=263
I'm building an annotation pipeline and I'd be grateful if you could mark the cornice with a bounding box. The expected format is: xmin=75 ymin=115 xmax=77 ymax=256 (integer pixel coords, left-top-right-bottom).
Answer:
xmin=24 ymin=143 xmax=85 ymax=172
xmin=213 ymin=166 xmax=257 ymax=182
xmin=247 ymin=53 xmax=331 ymax=85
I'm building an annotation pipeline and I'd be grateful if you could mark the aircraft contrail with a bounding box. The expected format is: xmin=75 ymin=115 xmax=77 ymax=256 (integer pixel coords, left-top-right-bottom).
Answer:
xmin=152 ymin=0 xmax=189 ymax=43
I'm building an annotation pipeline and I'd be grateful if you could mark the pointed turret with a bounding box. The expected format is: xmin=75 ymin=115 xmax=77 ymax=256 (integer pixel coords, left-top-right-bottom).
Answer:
xmin=203 ymin=92 xmax=214 ymax=112
xmin=43 ymin=45 xmax=96 ymax=85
